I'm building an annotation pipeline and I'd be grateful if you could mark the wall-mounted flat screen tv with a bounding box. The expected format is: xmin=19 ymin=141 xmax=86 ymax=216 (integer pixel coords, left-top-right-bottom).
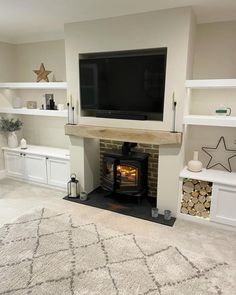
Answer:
xmin=79 ymin=48 xmax=167 ymax=120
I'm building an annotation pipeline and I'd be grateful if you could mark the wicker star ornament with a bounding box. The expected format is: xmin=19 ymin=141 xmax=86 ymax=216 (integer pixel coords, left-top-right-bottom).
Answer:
xmin=202 ymin=136 xmax=236 ymax=172
xmin=33 ymin=63 xmax=52 ymax=82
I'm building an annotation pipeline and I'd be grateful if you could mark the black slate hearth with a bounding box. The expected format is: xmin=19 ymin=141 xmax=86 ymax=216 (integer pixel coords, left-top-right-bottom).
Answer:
xmin=63 ymin=187 xmax=176 ymax=226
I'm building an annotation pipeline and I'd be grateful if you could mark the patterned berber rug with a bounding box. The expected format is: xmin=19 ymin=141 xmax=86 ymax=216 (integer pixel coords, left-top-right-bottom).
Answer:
xmin=0 ymin=208 xmax=234 ymax=294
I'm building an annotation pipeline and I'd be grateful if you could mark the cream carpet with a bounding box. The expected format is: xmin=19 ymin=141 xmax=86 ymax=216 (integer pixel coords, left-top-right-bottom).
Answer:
xmin=0 ymin=208 xmax=234 ymax=294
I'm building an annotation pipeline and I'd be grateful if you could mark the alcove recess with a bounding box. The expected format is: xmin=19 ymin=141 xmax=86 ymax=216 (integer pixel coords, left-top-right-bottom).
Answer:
xmin=181 ymin=179 xmax=213 ymax=218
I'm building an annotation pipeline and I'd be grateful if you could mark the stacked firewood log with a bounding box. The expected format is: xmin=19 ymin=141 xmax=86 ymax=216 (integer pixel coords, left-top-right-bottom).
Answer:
xmin=181 ymin=179 xmax=212 ymax=218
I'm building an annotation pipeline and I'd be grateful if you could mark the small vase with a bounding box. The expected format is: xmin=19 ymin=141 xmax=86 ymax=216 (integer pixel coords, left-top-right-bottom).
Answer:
xmin=187 ymin=151 xmax=202 ymax=172
xmin=8 ymin=131 xmax=18 ymax=148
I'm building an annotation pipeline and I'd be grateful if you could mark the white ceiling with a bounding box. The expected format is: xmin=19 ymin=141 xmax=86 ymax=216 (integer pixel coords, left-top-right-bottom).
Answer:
xmin=1 ymin=0 xmax=236 ymax=44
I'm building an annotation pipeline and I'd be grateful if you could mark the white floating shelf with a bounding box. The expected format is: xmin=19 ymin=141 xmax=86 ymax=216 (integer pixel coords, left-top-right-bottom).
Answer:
xmin=185 ymin=79 xmax=236 ymax=89
xmin=183 ymin=115 xmax=236 ymax=127
xmin=0 ymin=82 xmax=67 ymax=90
xmin=180 ymin=166 xmax=236 ymax=187
xmin=0 ymin=107 xmax=67 ymax=117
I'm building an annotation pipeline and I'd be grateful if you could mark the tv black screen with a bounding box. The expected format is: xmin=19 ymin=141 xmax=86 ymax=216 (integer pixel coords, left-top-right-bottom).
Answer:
xmin=79 ymin=48 xmax=167 ymax=120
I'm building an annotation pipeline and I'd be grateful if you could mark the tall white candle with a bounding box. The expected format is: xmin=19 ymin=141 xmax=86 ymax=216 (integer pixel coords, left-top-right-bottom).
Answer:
xmin=70 ymin=94 xmax=73 ymax=107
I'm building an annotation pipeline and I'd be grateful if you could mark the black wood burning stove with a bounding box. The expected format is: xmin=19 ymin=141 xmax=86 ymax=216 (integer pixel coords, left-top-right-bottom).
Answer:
xmin=102 ymin=145 xmax=149 ymax=203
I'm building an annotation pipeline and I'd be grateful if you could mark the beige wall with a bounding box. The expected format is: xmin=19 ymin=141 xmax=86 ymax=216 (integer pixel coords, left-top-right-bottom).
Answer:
xmin=15 ymin=40 xmax=66 ymax=82
xmin=0 ymin=42 xmax=16 ymax=82
xmin=0 ymin=42 xmax=16 ymax=171
xmin=185 ymin=21 xmax=236 ymax=172
xmin=65 ymin=8 xmax=195 ymax=215
xmin=193 ymin=21 xmax=236 ymax=79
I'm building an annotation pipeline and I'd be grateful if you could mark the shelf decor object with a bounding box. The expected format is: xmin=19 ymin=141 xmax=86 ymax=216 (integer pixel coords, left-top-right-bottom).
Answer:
xmin=33 ymin=63 xmax=52 ymax=82
xmin=12 ymin=96 xmax=22 ymax=108
xmin=26 ymin=101 xmax=37 ymax=109
xmin=0 ymin=117 xmax=23 ymax=148
xmin=215 ymin=105 xmax=231 ymax=116
xmin=202 ymin=136 xmax=236 ymax=172
xmin=20 ymin=138 xmax=27 ymax=149
xmin=187 ymin=151 xmax=203 ymax=172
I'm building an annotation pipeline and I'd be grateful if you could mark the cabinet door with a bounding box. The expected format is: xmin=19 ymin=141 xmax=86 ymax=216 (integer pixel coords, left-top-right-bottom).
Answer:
xmin=210 ymin=184 xmax=236 ymax=226
xmin=46 ymin=158 xmax=70 ymax=188
xmin=25 ymin=154 xmax=47 ymax=184
xmin=4 ymin=151 xmax=25 ymax=178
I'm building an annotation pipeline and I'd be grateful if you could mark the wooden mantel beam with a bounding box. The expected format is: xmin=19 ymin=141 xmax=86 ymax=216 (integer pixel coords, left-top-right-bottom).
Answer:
xmin=65 ymin=124 xmax=182 ymax=145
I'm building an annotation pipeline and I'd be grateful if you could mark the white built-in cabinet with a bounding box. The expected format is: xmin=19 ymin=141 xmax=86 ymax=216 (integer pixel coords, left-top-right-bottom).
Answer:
xmin=4 ymin=151 xmax=25 ymax=179
xmin=46 ymin=157 xmax=70 ymax=188
xmin=179 ymin=79 xmax=236 ymax=228
xmin=3 ymin=145 xmax=70 ymax=189
xmin=211 ymin=184 xmax=236 ymax=227
xmin=25 ymin=154 xmax=47 ymax=184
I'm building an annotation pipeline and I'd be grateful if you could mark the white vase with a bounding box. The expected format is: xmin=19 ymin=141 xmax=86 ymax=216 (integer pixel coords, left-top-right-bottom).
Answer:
xmin=187 ymin=151 xmax=203 ymax=172
xmin=8 ymin=131 xmax=18 ymax=148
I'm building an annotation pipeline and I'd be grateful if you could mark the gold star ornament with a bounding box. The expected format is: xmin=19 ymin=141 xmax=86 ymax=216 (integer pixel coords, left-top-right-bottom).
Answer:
xmin=33 ymin=63 xmax=52 ymax=82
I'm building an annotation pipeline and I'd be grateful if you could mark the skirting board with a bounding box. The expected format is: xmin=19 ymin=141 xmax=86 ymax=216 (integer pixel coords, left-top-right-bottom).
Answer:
xmin=0 ymin=170 xmax=6 ymax=179
xmin=4 ymin=175 xmax=67 ymax=192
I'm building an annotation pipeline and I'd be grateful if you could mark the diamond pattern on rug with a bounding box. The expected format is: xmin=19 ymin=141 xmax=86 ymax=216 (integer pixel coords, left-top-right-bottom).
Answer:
xmin=36 ymin=231 xmax=69 ymax=256
xmin=74 ymin=268 xmax=117 ymax=295
xmin=39 ymin=214 xmax=70 ymax=235
xmin=103 ymin=234 xmax=143 ymax=263
xmin=30 ymin=279 xmax=71 ymax=295
xmin=30 ymin=250 xmax=72 ymax=286
xmin=14 ymin=209 xmax=43 ymax=223
xmin=0 ymin=238 xmax=36 ymax=265
xmin=74 ymin=243 xmax=107 ymax=273
xmin=3 ymin=220 xmax=38 ymax=242
xmin=0 ymin=260 xmax=31 ymax=293
xmin=109 ymin=258 xmax=157 ymax=294
xmin=147 ymin=247 xmax=199 ymax=285
xmin=0 ymin=208 xmax=231 ymax=295
xmin=161 ymin=276 xmax=219 ymax=295
xmin=72 ymin=223 xmax=99 ymax=248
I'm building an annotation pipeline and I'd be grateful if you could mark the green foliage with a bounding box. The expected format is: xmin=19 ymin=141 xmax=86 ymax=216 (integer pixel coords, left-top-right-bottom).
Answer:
xmin=0 ymin=117 xmax=23 ymax=132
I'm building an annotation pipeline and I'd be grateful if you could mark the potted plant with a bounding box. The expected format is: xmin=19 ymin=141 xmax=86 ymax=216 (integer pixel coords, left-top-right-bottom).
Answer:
xmin=0 ymin=117 xmax=23 ymax=148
